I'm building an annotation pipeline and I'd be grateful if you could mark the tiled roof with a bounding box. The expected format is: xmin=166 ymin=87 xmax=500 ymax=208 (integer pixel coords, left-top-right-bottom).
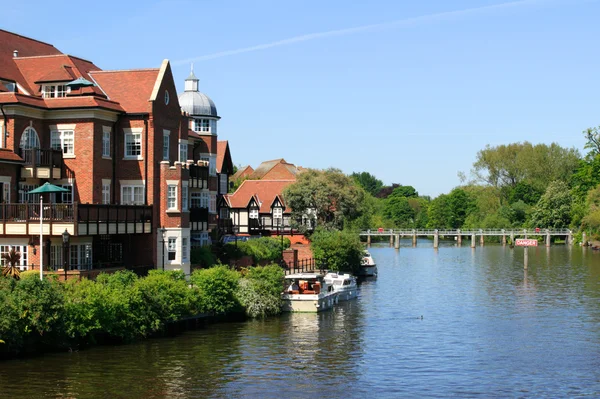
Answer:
xmin=248 ymin=158 xmax=298 ymax=180
xmin=0 ymin=29 xmax=62 ymax=93
xmin=0 ymin=149 xmax=23 ymax=163
xmin=216 ymin=140 xmax=234 ymax=174
xmin=232 ymin=165 xmax=254 ymax=181
xmin=89 ymin=69 xmax=160 ymax=113
xmin=228 ymin=180 xmax=295 ymax=213
xmin=0 ymin=91 xmax=124 ymax=112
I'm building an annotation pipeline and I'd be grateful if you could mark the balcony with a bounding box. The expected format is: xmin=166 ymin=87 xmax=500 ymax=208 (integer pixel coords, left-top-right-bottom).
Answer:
xmin=0 ymin=203 xmax=152 ymax=236
xmin=189 ymin=164 xmax=209 ymax=189
xmin=20 ymin=148 xmax=63 ymax=179
xmin=190 ymin=206 xmax=209 ymax=223
xmin=218 ymin=218 xmax=233 ymax=234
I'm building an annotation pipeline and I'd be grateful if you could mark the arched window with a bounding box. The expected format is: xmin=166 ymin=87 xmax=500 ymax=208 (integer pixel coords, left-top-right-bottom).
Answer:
xmin=20 ymin=127 xmax=40 ymax=149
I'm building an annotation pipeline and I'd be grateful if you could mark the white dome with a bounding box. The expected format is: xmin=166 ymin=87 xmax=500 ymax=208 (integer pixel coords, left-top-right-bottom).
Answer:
xmin=178 ymin=69 xmax=219 ymax=118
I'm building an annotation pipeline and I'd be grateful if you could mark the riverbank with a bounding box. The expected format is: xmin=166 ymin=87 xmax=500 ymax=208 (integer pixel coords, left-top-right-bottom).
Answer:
xmin=0 ymin=265 xmax=284 ymax=359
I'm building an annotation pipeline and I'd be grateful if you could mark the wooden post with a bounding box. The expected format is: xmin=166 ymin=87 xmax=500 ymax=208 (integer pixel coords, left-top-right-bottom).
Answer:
xmin=524 ymin=246 xmax=528 ymax=269
xmin=433 ymin=230 xmax=439 ymax=249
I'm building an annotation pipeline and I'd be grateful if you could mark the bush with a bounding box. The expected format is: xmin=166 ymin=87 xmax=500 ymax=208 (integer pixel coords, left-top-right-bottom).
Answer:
xmin=191 ymin=246 xmax=217 ymax=268
xmin=233 ymin=237 xmax=290 ymax=264
xmin=310 ymin=228 xmax=363 ymax=273
xmin=236 ymin=264 xmax=285 ymax=318
xmin=190 ymin=265 xmax=241 ymax=315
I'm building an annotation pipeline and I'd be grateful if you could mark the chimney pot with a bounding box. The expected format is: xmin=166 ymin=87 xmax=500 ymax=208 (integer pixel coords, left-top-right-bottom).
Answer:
xmin=13 ymin=50 xmax=18 ymax=57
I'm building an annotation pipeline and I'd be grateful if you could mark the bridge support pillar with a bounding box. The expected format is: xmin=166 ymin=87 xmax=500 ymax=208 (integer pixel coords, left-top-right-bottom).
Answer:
xmin=412 ymin=233 xmax=417 ymax=247
xmin=480 ymin=234 xmax=484 ymax=246
xmin=394 ymin=234 xmax=400 ymax=249
xmin=389 ymin=230 xmax=394 ymax=247
xmin=501 ymin=230 xmax=506 ymax=246
xmin=567 ymin=231 xmax=573 ymax=245
xmin=546 ymin=231 xmax=551 ymax=247
xmin=471 ymin=234 xmax=476 ymax=248
xmin=583 ymin=232 xmax=587 ymax=246
xmin=457 ymin=229 xmax=462 ymax=246
xmin=367 ymin=231 xmax=371 ymax=246
xmin=510 ymin=232 xmax=514 ymax=246
xmin=433 ymin=230 xmax=439 ymax=249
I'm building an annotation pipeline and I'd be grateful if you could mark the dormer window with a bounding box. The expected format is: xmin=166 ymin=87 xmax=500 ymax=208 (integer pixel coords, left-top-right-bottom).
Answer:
xmin=42 ymin=84 xmax=70 ymax=98
xmin=194 ymin=119 xmax=211 ymax=133
xmin=273 ymin=207 xmax=283 ymax=220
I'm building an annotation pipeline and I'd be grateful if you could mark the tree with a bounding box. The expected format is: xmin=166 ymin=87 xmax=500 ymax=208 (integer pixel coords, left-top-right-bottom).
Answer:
xmin=351 ymin=172 xmax=383 ymax=196
xmin=1 ymin=248 xmax=21 ymax=280
xmin=427 ymin=194 xmax=452 ymax=228
xmin=384 ymin=196 xmax=415 ymax=227
xmin=529 ymin=181 xmax=573 ymax=228
xmin=583 ymin=126 xmax=600 ymax=159
xmin=283 ymin=168 xmax=365 ymax=230
xmin=310 ymin=228 xmax=363 ymax=274
xmin=447 ymin=188 xmax=475 ymax=228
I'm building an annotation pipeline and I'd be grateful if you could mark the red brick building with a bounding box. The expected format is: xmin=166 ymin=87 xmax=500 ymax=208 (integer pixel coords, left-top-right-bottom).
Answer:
xmin=0 ymin=29 xmax=231 ymax=276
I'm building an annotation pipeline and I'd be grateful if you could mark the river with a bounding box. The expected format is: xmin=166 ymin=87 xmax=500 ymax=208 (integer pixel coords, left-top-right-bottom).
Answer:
xmin=2 ymin=242 xmax=600 ymax=398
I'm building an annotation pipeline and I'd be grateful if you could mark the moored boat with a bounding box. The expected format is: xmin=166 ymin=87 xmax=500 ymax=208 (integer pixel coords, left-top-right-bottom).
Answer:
xmin=324 ymin=272 xmax=358 ymax=301
xmin=358 ymin=250 xmax=378 ymax=277
xmin=282 ymin=273 xmax=338 ymax=312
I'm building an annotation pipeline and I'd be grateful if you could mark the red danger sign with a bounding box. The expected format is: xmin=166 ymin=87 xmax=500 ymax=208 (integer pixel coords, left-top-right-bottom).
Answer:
xmin=515 ymin=239 xmax=538 ymax=247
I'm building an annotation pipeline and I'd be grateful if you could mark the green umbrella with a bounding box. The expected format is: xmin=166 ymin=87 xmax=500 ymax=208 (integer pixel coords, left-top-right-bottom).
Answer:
xmin=29 ymin=182 xmax=70 ymax=280
xmin=28 ymin=182 xmax=69 ymax=194
xmin=65 ymin=77 xmax=95 ymax=89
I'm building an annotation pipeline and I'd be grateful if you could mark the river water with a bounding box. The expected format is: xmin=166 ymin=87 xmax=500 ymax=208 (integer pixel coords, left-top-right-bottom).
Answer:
xmin=2 ymin=242 xmax=600 ymax=398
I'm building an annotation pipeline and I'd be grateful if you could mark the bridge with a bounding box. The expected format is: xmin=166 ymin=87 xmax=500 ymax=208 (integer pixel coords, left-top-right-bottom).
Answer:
xmin=359 ymin=229 xmax=576 ymax=249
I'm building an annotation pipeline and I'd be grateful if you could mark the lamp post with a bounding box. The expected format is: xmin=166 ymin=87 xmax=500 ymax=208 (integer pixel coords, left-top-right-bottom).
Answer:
xmin=159 ymin=227 xmax=166 ymax=271
xmin=232 ymin=225 xmax=239 ymax=247
xmin=62 ymin=229 xmax=70 ymax=270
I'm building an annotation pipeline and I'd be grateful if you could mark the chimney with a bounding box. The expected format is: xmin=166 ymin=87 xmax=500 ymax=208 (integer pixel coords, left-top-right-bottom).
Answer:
xmin=13 ymin=50 xmax=18 ymax=57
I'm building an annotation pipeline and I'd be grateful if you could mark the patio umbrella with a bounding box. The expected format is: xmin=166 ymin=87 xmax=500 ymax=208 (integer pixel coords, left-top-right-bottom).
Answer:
xmin=28 ymin=183 xmax=70 ymax=280
xmin=65 ymin=77 xmax=95 ymax=89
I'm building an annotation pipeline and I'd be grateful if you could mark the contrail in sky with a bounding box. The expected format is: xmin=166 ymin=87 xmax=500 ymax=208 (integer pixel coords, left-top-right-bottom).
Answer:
xmin=172 ymin=0 xmax=560 ymax=65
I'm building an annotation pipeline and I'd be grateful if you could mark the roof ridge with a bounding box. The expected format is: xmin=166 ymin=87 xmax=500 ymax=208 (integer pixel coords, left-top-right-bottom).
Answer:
xmin=14 ymin=53 xmax=96 ymax=65
xmin=90 ymin=68 xmax=159 ymax=74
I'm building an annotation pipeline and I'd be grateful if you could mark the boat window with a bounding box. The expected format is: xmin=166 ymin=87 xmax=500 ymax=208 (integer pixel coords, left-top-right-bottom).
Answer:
xmin=333 ymin=281 xmax=342 ymax=286
xmin=343 ymin=280 xmax=351 ymax=285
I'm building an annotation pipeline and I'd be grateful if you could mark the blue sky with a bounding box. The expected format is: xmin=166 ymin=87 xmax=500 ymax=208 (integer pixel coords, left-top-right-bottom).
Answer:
xmin=5 ymin=0 xmax=600 ymax=196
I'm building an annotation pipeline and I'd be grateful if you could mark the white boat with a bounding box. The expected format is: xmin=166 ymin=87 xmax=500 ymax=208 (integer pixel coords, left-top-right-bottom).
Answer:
xmin=324 ymin=272 xmax=358 ymax=301
xmin=358 ymin=250 xmax=378 ymax=277
xmin=282 ymin=273 xmax=339 ymax=312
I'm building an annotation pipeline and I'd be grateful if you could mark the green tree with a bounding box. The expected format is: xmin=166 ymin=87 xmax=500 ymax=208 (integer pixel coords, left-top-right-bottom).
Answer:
xmin=427 ymin=195 xmax=452 ymax=228
xmin=447 ymin=188 xmax=476 ymax=228
xmin=351 ymin=172 xmax=383 ymax=196
xmin=529 ymin=181 xmax=573 ymax=228
xmin=384 ymin=196 xmax=415 ymax=227
xmin=310 ymin=228 xmax=363 ymax=274
xmin=284 ymin=168 xmax=365 ymax=230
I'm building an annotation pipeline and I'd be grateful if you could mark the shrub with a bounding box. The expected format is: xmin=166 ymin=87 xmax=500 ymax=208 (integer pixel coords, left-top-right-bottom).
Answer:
xmin=190 ymin=265 xmax=241 ymax=315
xmin=191 ymin=246 xmax=216 ymax=268
xmin=234 ymin=237 xmax=291 ymax=264
xmin=310 ymin=228 xmax=363 ymax=273
xmin=236 ymin=264 xmax=284 ymax=318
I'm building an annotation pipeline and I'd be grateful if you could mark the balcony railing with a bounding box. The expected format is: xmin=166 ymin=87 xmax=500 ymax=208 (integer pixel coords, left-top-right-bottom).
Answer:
xmin=189 ymin=164 xmax=209 ymax=189
xmin=20 ymin=148 xmax=64 ymax=168
xmin=190 ymin=206 xmax=209 ymax=223
xmin=218 ymin=218 xmax=233 ymax=234
xmin=0 ymin=203 xmax=153 ymax=234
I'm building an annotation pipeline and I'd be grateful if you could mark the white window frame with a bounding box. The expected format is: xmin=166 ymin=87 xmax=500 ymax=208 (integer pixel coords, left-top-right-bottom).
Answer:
xmin=249 ymin=208 xmax=259 ymax=219
xmin=194 ymin=119 xmax=211 ymax=133
xmin=209 ymin=194 xmax=216 ymax=214
xmin=0 ymin=245 xmax=29 ymax=271
xmin=167 ymin=237 xmax=177 ymax=261
xmin=69 ymin=243 xmax=93 ymax=270
xmin=179 ymin=140 xmax=188 ymax=163
xmin=273 ymin=207 xmax=283 ymax=220
xmin=121 ymin=185 xmax=145 ymax=205
xmin=102 ymin=127 xmax=111 ymax=158
xmin=0 ymin=125 xmax=3 ymax=148
xmin=50 ymin=129 xmax=75 ymax=156
xmin=167 ymin=184 xmax=178 ymax=210
xmin=123 ymin=128 xmax=143 ymax=160
xmin=102 ymin=180 xmax=110 ymax=204
xmin=191 ymin=192 xmax=202 ymax=208
xmin=182 ymin=238 xmax=188 ymax=262
xmin=20 ymin=127 xmax=40 ymax=149
xmin=42 ymin=84 xmax=70 ymax=98
xmin=182 ymin=184 xmax=189 ymax=212
xmin=200 ymin=192 xmax=209 ymax=209
xmin=219 ymin=174 xmax=228 ymax=194
xmin=163 ymin=130 xmax=170 ymax=161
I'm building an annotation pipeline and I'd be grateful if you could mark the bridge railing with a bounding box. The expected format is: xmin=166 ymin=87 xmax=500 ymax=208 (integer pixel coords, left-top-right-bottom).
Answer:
xmin=360 ymin=228 xmax=572 ymax=236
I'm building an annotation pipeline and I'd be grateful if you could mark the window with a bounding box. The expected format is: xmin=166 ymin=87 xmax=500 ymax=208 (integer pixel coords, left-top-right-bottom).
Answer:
xmin=2 ymin=182 xmax=10 ymax=203
xmin=194 ymin=119 xmax=210 ymax=133
xmin=220 ymin=207 xmax=229 ymax=219
xmin=164 ymin=90 xmax=170 ymax=105
xmin=51 ymin=130 xmax=74 ymax=156
xmin=168 ymin=238 xmax=177 ymax=261
xmin=42 ymin=84 xmax=69 ymax=98
xmin=102 ymin=131 xmax=111 ymax=158
xmin=179 ymin=141 xmax=188 ymax=162
xmin=19 ymin=183 xmax=39 ymax=204
xmin=70 ymin=244 xmax=93 ymax=270
xmin=209 ymin=194 xmax=216 ymax=214
xmin=249 ymin=208 xmax=259 ymax=219
xmin=167 ymin=184 xmax=177 ymax=210
xmin=200 ymin=192 xmax=209 ymax=208
xmin=163 ymin=130 xmax=170 ymax=161
xmin=191 ymin=232 xmax=210 ymax=248
xmin=0 ymin=125 xmax=3 ymax=148
xmin=0 ymin=245 xmax=28 ymax=271
xmin=182 ymin=238 xmax=188 ymax=262
xmin=182 ymin=185 xmax=189 ymax=211
xmin=219 ymin=174 xmax=228 ymax=194
xmin=273 ymin=207 xmax=283 ymax=220
xmin=59 ymin=184 xmax=72 ymax=204
xmin=191 ymin=192 xmax=202 ymax=208
xmin=124 ymin=130 xmax=142 ymax=159
xmin=121 ymin=185 xmax=144 ymax=205
xmin=20 ymin=127 xmax=40 ymax=149
xmin=102 ymin=183 xmax=110 ymax=204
